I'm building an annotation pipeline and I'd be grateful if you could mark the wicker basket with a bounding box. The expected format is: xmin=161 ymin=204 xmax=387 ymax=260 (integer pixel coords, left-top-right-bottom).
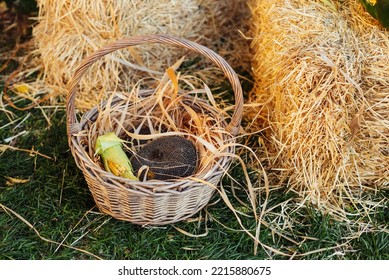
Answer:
xmin=66 ymin=34 xmax=243 ymax=225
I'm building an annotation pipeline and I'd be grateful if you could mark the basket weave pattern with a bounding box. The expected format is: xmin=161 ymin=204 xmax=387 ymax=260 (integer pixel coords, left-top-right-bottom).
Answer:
xmin=66 ymin=35 xmax=243 ymax=225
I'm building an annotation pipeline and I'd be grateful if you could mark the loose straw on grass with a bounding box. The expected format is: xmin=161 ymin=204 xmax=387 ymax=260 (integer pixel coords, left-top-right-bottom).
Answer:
xmin=0 ymin=203 xmax=103 ymax=259
xmin=0 ymin=144 xmax=52 ymax=159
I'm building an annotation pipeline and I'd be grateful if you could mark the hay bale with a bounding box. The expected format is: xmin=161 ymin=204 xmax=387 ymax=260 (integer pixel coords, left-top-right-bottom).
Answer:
xmin=30 ymin=0 xmax=250 ymax=111
xmin=248 ymin=0 xmax=388 ymax=215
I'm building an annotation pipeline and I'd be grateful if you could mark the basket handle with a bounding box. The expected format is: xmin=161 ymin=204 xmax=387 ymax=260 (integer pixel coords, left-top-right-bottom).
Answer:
xmin=66 ymin=34 xmax=243 ymax=137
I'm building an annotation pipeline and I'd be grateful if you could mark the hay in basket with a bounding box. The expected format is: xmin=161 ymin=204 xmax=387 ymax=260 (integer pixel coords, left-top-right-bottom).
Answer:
xmin=247 ymin=0 xmax=389 ymax=218
xmin=66 ymin=34 xmax=244 ymax=226
xmin=27 ymin=0 xmax=250 ymax=112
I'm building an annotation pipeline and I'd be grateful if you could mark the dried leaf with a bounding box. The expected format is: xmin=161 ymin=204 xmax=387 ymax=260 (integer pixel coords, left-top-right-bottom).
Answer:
xmin=166 ymin=67 xmax=179 ymax=99
xmin=5 ymin=177 xmax=30 ymax=186
xmin=12 ymin=84 xmax=30 ymax=95
xmin=349 ymin=104 xmax=365 ymax=139
xmin=0 ymin=1 xmax=8 ymax=12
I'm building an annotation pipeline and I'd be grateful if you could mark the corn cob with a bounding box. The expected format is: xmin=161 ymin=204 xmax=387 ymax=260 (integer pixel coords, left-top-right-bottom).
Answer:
xmin=95 ymin=132 xmax=138 ymax=180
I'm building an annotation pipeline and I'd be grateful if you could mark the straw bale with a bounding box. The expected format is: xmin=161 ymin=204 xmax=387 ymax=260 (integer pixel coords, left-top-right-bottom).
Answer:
xmin=248 ymin=0 xmax=388 ymax=214
xmin=29 ymin=0 xmax=250 ymax=111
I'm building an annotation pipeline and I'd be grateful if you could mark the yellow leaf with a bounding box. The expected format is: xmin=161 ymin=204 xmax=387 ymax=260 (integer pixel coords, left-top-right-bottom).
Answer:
xmin=5 ymin=177 xmax=30 ymax=186
xmin=0 ymin=2 xmax=7 ymax=11
xmin=12 ymin=84 xmax=30 ymax=95
xmin=167 ymin=67 xmax=179 ymax=99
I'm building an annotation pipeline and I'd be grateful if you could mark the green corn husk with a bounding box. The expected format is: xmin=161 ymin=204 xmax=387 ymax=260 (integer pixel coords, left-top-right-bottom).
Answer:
xmin=359 ymin=0 xmax=389 ymax=28
xmin=95 ymin=132 xmax=138 ymax=180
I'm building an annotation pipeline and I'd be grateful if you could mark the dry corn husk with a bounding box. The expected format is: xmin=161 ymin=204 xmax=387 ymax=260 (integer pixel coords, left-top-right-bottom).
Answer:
xmin=248 ymin=0 xmax=389 ymax=216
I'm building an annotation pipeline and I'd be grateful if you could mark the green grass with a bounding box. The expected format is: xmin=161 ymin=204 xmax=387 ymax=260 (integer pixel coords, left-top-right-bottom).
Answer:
xmin=1 ymin=1 xmax=388 ymax=260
